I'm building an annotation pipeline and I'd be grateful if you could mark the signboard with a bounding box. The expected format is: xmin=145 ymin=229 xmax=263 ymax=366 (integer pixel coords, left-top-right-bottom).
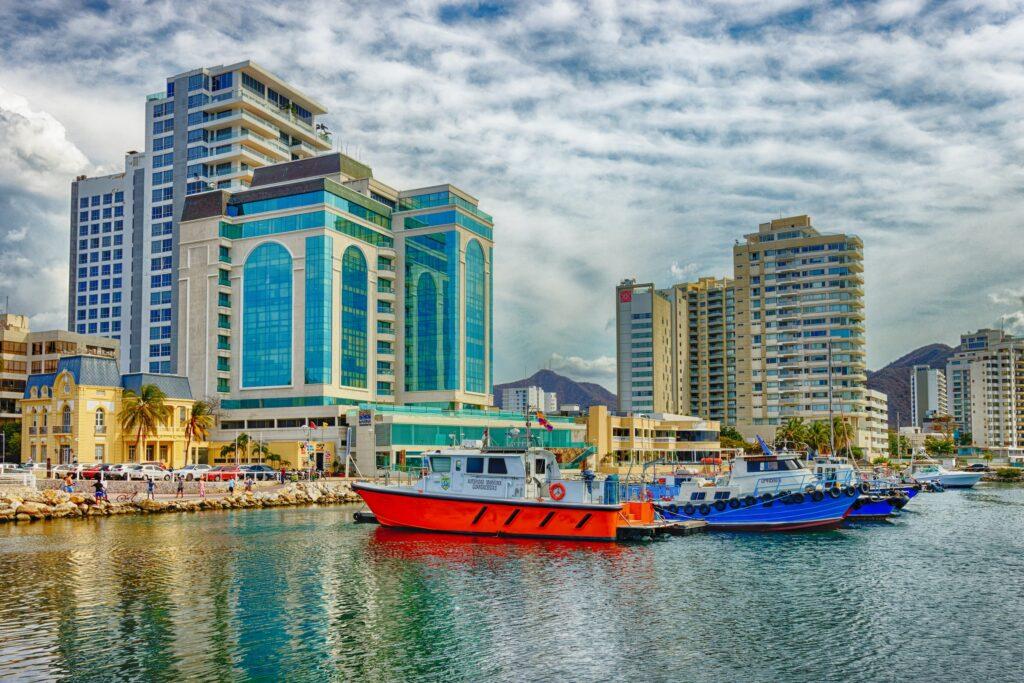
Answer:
xmin=359 ymin=409 xmax=372 ymax=426
xmin=619 ymin=289 xmax=632 ymax=303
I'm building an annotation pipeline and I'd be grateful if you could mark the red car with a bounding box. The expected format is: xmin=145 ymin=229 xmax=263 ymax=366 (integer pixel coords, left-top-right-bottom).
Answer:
xmin=82 ymin=464 xmax=116 ymax=480
xmin=203 ymin=466 xmax=242 ymax=481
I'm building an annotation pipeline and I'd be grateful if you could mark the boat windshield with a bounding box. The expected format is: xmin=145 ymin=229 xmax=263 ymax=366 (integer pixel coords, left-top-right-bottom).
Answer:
xmin=746 ymin=459 xmax=802 ymax=472
xmin=429 ymin=456 xmax=451 ymax=472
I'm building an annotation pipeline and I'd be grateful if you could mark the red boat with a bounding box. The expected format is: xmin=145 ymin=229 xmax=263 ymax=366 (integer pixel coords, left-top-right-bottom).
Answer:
xmin=353 ymin=447 xmax=652 ymax=542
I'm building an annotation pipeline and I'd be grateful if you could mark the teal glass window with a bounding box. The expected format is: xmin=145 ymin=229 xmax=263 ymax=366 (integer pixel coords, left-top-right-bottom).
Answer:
xmin=220 ymin=210 xmax=393 ymax=247
xmin=402 ymin=210 xmax=492 ymax=241
xmin=341 ymin=246 xmax=367 ymax=387
xmin=405 ymin=231 xmax=459 ymax=391
xmin=232 ymin=189 xmax=391 ymax=229
xmin=398 ymin=191 xmax=493 ymax=223
xmin=488 ymin=246 xmax=494 ymax=393
xmin=243 ymin=242 xmax=292 ymax=387
xmin=304 ymin=236 xmax=333 ymax=384
xmin=465 ymin=239 xmax=486 ymax=394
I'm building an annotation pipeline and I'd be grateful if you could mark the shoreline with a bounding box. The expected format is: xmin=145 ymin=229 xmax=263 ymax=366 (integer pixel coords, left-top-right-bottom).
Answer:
xmin=0 ymin=481 xmax=362 ymax=524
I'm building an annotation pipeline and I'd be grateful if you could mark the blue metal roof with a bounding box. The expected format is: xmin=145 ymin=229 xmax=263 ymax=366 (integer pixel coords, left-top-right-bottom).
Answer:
xmin=22 ymin=356 xmax=193 ymax=400
xmin=122 ymin=373 xmax=194 ymax=400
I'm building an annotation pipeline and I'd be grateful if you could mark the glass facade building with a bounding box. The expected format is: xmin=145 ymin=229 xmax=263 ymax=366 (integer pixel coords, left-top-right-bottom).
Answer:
xmin=242 ymin=242 xmax=293 ymax=387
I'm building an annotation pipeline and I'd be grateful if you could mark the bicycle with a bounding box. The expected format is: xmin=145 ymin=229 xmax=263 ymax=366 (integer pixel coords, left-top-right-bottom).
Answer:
xmin=115 ymin=489 xmax=140 ymax=503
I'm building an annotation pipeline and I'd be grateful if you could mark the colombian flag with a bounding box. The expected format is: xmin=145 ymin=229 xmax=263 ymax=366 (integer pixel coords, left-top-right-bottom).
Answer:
xmin=535 ymin=411 xmax=555 ymax=432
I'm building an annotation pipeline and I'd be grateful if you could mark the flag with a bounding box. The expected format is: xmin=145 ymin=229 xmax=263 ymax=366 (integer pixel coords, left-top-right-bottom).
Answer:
xmin=756 ymin=435 xmax=773 ymax=456
xmin=321 ymin=422 xmax=330 ymax=429
xmin=535 ymin=411 xmax=555 ymax=432
xmin=308 ymin=421 xmax=316 ymax=429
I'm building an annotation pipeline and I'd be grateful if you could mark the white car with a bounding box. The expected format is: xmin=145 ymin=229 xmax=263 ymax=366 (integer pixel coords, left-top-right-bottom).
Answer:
xmin=54 ymin=463 xmax=94 ymax=477
xmin=173 ymin=464 xmax=212 ymax=481
xmin=127 ymin=464 xmax=172 ymax=481
xmin=107 ymin=464 xmax=133 ymax=480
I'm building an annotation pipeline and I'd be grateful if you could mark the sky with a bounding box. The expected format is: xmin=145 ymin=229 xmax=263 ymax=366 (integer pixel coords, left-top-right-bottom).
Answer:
xmin=1 ymin=0 xmax=1023 ymax=391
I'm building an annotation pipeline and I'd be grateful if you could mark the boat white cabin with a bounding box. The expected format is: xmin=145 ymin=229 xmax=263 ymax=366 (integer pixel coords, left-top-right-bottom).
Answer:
xmin=671 ymin=451 xmax=821 ymax=503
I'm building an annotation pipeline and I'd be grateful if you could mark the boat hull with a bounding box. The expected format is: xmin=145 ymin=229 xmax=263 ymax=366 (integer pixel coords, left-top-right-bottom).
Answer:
xmin=915 ymin=471 xmax=984 ymax=489
xmin=655 ymin=490 xmax=856 ymax=531
xmin=848 ymin=495 xmax=899 ymax=521
xmin=353 ymin=482 xmax=624 ymax=541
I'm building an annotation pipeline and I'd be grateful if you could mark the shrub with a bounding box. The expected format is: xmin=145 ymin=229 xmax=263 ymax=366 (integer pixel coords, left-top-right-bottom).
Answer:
xmin=993 ymin=467 xmax=1022 ymax=482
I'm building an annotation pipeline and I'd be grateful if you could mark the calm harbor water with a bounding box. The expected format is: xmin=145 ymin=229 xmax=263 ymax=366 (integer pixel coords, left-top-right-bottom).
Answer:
xmin=1 ymin=486 xmax=1023 ymax=682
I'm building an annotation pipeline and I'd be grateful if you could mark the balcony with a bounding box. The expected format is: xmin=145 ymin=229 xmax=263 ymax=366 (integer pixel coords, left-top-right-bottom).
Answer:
xmin=289 ymin=139 xmax=319 ymax=159
xmin=52 ymin=425 xmax=71 ymax=435
xmin=95 ymin=425 xmax=106 ymax=435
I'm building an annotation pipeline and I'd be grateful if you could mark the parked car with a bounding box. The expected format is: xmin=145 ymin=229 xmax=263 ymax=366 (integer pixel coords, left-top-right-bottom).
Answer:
xmin=127 ymin=464 xmax=172 ymax=481
xmin=203 ymin=466 xmax=243 ymax=482
xmin=141 ymin=461 xmax=170 ymax=471
xmin=240 ymin=464 xmax=278 ymax=481
xmin=964 ymin=463 xmax=991 ymax=472
xmin=54 ymin=463 xmax=94 ymax=477
xmin=173 ymin=464 xmax=213 ymax=481
xmin=82 ymin=464 xmax=117 ymax=480
xmin=106 ymin=464 xmax=134 ymax=480
xmin=18 ymin=463 xmax=50 ymax=476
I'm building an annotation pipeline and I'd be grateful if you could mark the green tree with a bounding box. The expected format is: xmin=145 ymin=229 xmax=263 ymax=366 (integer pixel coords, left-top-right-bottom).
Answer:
xmin=775 ymin=417 xmax=807 ymax=450
xmin=720 ymin=425 xmax=745 ymax=441
xmin=832 ymin=417 xmax=855 ymax=455
xmin=924 ymin=435 xmax=955 ymax=456
xmin=120 ymin=384 xmax=171 ymax=462
xmin=183 ymin=400 xmax=216 ymax=465
xmin=806 ymin=421 xmax=831 ymax=454
xmin=1 ymin=421 xmax=21 ymax=463
xmin=221 ymin=433 xmax=273 ymax=463
xmin=957 ymin=431 xmax=973 ymax=447
xmin=888 ymin=430 xmax=911 ymax=458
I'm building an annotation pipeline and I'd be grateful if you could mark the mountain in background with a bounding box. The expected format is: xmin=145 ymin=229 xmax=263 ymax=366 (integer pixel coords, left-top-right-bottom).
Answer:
xmin=867 ymin=343 xmax=955 ymax=428
xmin=494 ymin=369 xmax=617 ymax=411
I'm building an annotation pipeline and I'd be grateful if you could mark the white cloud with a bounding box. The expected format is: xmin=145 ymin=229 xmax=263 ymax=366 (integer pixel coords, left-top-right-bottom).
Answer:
xmin=548 ymin=353 xmax=617 ymax=387
xmin=1 ymin=0 xmax=1024 ymax=382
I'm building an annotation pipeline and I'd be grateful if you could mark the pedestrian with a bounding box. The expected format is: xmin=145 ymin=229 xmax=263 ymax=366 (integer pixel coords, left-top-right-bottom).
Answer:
xmin=146 ymin=476 xmax=155 ymax=501
xmin=228 ymin=477 xmax=235 ymax=495
xmin=280 ymin=467 xmax=286 ymax=484
xmin=175 ymin=474 xmax=185 ymax=499
xmin=244 ymin=477 xmax=253 ymax=493
xmin=93 ymin=478 xmax=106 ymax=501
xmin=62 ymin=473 xmax=74 ymax=494
xmin=198 ymin=477 xmax=206 ymax=499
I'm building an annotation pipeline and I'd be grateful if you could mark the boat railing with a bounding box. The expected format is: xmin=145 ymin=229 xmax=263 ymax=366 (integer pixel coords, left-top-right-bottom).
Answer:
xmin=751 ymin=473 xmax=821 ymax=497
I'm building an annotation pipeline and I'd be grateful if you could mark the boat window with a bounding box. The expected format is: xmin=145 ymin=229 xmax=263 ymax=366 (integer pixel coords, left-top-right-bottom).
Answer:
xmin=534 ymin=459 xmax=546 ymax=475
xmin=487 ymin=458 xmax=508 ymax=475
xmin=430 ymin=456 xmax=451 ymax=473
xmin=467 ymin=457 xmax=484 ymax=474
xmin=454 ymin=459 xmax=463 ymax=472
xmin=779 ymin=459 xmax=800 ymax=471
xmin=714 ymin=491 xmax=730 ymax=500
xmin=690 ymin=492 xmax=706 ymax=501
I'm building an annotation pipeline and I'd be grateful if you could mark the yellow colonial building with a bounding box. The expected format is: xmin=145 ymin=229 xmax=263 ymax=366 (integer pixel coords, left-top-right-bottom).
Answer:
xmin=19 ymin=356 xmax=199 ymax=467
xmin=585 ymin=405 xmax=721 ymax=468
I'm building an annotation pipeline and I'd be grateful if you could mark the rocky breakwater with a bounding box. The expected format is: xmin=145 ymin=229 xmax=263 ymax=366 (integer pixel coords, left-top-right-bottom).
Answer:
xmin=0 ymin=482 xmax=362 ymax=524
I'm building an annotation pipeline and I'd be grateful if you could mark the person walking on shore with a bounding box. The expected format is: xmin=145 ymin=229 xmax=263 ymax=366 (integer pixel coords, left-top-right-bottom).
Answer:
xmin=198 ymin=477 xmax=206 ymax=499
xmin=146 ymin=476 xmax=156 ymax=501
xmin=175 ymin=475 xmax=185 ymax=499
xmin=228 ymin=477 xmax=235 ymax=496
xmin=62 ymin=474 xmax=74 ymax=494
xmin=244 ymin=477 xmax=253 ymax=494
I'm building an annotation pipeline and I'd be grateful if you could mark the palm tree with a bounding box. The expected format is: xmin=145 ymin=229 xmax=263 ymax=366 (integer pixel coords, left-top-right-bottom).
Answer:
xmin=806 ymin=421 xmax=831 ymax=454
xmin=221 ymin=433 xmax=273 ymax=464
xmin=775 ymin=417 xmax=807 ymax=450
xmin=120 ymin=384 xmax=171 ymax=462
xmin=832 ymin=417 xmax=855 ymax=455
xmin=183 ymin=400 xmax=216 ymax=465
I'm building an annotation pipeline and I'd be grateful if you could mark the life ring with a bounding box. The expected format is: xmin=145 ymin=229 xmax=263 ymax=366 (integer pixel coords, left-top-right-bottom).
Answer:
xmin=549 ymin=483 xmax=566 ymax=501
xmin=828 ymin=487 xmax=842 ymax=499
xmin=698 ymin=503 xmax=711 ymax=515
xmin=714 ymin=500 xmax=727 ymax=512
xmin=682 ymin=503 xmax=696 ymax=515
xmin=859 ymin=482 xmax=871 ymax=494
xmin=844 ymin=486 xmax=857 ymax=497
xmin=728 ymin=498 xmax=741 ymax=509
xmin=743 ymin=496 xmax=756 ymax=507
xmin=812 ymin=490 xmax=825 ymax=502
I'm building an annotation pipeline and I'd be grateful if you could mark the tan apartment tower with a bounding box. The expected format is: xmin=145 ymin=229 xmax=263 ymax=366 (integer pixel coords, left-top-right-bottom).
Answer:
xmin=732 ymin=215 xmax=873 ymax=454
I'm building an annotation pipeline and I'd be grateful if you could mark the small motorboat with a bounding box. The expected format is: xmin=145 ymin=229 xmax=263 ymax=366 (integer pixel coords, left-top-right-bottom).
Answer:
xmin=353 ymin=445 xmax=654 ymax=542
xmin=910 ymin=464 xmax=983 ymax=489
xmin=811 ymin=455 xmax=905 ymax=519
xmin=653 ymin=449 xmax=858 ymax=531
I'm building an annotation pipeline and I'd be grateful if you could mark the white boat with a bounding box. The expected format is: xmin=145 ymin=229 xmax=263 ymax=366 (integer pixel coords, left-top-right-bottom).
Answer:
xmin=910 ymin=464 xmax=983 ymax=489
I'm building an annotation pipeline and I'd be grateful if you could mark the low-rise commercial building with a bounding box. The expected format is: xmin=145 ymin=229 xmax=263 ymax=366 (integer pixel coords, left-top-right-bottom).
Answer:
xmin=584 ymin=405 xmax=720 ymax=467
xmin=1 ymin=314 xmax=119 ymax=424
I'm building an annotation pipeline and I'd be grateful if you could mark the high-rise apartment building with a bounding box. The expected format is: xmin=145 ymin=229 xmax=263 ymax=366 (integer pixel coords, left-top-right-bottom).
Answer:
xmin=732 ymin=215 xmax=871 ymax=452
xmin=909 ymin=364 xmax=948 ymax=427
xmin=70 ymin=61 xmax=331 ymax=374
xmin=1 ymin=313 xmax=119 ymax=425
xmin=68 ymin=152 xmax=145 ymax=370
xmin=946 ymin=328 xmax=1024 ymax=454
xmin=501 ymin=386 xmax=557 ymax=414
xmin=615 ymin=277 xmax=736 ymax=423
xmin=946 ymin=328 xmax=1009 ymax=431
xmin=616 ymin=281 xmax=677 ymax=415
xmin=177 ymin=153 xmax=494 ymax=429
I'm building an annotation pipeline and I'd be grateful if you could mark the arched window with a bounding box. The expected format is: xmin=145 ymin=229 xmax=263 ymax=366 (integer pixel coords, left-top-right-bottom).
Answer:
xmin=243 ymin=242 xmax=293 ymax=387
xmin=42 ymin=409 xmax=48 ymax=428
xmin=341 ymin=246 xmax=367 ymax=388
xmin=62 ymin=405 xmax=72 ymax=431
xmin=415 ymin=272 xmax=439 ymax=390
xmin=29 ymin=387 xmax=37 ymax=398
xmin=95 ymin=409 xmax=105 ymax=431
xmin=465 ymin=240 xmax=486 ymax=394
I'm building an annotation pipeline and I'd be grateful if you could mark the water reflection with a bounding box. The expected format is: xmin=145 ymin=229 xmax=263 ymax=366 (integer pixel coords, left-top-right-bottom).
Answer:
xmin=1 ymin=490 xmax=1023 ymax=681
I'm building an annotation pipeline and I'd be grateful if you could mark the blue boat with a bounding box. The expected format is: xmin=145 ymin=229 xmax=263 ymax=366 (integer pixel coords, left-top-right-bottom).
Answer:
xmin=655 ymin=486 xmax=859 ymax=530
xmin=847 ymin=492 xmax=906 ymax=520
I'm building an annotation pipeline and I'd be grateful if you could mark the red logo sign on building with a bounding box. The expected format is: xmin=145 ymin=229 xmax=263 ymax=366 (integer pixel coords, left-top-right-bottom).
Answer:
xmin=619 ymin=289 xmax=633 ymax=303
